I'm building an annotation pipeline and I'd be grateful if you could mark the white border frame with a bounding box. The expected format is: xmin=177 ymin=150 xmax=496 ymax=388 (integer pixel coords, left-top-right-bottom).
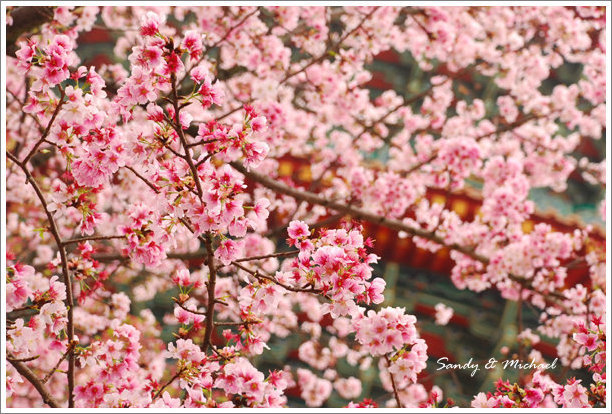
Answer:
xmin=1 ymin=1 xmax=610 ymax=412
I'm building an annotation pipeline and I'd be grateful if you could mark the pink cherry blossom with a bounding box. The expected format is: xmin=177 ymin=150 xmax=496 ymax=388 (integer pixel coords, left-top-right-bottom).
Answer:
xmin=434 ymin=303 xmax=453 ymax=325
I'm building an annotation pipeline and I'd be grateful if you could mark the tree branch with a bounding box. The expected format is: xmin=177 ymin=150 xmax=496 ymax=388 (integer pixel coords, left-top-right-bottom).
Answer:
xmin=173 ymin=298 xmax=207 ymax=315
xmin=61 ymin=235 xmax=125 ymax=246
xmin=42 ymin=341 xmax=77 ymax=384
xmin=169 ymin=73 xmax=204 ymax=199
xmin=354 ymin=80 xmax=445 ymax=143
xmin=229 ymin=161 xmax=576 ymax=310
xmin=214 ymin=320 xmax=261 ymax=327
xmin=280 ymin=7 xmax=380 ymax=85
xmin=230 ymin=160 xmax=488 ymax=263
xmin=233 ymin=250 xmax=299 ymax=263
xmin=152 ymin=368 xmax=185 ymax=401
xmin=8 ymin=359 xmax=60 ymax=408
xmin=202 ymin=233 xmax=218 ymax=351
xmin=182 ymin=7 xmax=261 ymax=84
xmin=385 ymin=355 xmax=403 ymax=408
xmin=22 ymin=86 xmax=66 ymax=165
xmin=6 ymin=151 xmax=76 ymax=407
xmin=231 ymin=261 xmax=323 ymax=295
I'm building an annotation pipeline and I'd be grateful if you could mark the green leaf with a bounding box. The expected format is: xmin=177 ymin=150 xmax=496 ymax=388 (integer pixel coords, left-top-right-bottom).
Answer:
xmin=33 ymin=227 xmax=46 ymax=239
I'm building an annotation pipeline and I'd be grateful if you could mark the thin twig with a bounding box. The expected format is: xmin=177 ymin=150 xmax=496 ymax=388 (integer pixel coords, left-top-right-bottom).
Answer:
xmin=231 ymin=261 xmax=322 ymax=295
xmin=202 ymin=233 xmax=218 ymax=351
xmin=7 ymin=355 xmax=39 ymax=363
xmin=42 ymin=341 xmax=76 ymax=384
xmin=125 ymin=166 xmax=160 ymax=194
xmin=173 ymin=298 xmax=207 ymax=316
xmin=152 ymin=368 xmax=186 ymax=401
xmin=214 ymin=320 xmax=261 ymax=327
xmin=61 ymin=235 xmax=125 ymax=246
xmin=233 ymin=250 xmax=299 ymax=263
xmin=399 ymin=113 xmax=545 ymax=177
xmin=385 ymin=355 xmax=403 ymax=408
xmin=354 ymin=80 xmax=445 ymax=143
xmin=187 ymin=138 xmax=219 ymax=148
xmin=169 ymin=73 xmax=204 ymax=199
xmin=279 ymin=7 xmax=380 ymax=85
xmin=22 ymin=87 xmax=66 ymax=165
xmin=183 ymin=7 xmax=261 ymax=83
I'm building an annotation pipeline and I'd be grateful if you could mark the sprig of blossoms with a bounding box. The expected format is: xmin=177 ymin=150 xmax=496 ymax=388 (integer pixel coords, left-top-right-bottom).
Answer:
xmin=281 ymin=220 xmax=384 ymax=317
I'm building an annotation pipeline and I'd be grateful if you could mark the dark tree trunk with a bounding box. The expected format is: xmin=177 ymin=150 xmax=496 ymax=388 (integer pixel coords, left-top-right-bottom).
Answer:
xmin=6 ymin=7 xmax=55 ymax=57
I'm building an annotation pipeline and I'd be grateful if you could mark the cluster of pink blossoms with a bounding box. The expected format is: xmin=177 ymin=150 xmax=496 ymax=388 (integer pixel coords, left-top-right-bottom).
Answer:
xmin=74 ymin=323 xmax=142 ymax=407
xmin=361 ymin=310 xmax=428 ymax=392
xmin=161 ymin=339 xmax=292 ymax=408
xmin=472 ymin=374 xmax=591 ymax=408
xmin=6 ymin=261 xmax=68 ymax=347
xmin=6 ymin=258 xmax=68 ymax=396
xmin=284 ymin=220 xmax=385 ymax=317
xmin=16 ymin=34 xmax=76 ymax=91
xmin=472 ymin=314 xmax=606 ymax=409
xmin=434 ymin=303 xmax=454 ymax=326
xmin=119 ymin=203 xmax=171 ymax=267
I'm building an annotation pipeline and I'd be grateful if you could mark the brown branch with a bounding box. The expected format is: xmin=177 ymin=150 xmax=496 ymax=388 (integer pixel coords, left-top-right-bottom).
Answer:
xmin=125 ymin=165 xmax=160 ymax=194
xmin=214 ymin=320 xmax=261 ymax=327
xmin=400 ymin=154 xmax=437 ymax=177
xmin=354 ymin=80 xmax=445 ymax=143
xmin=233 ymin=250 xmax=299 ymax=263
xmin=231 ymin=261 xmax=323 ymax=295
xmin=156 ymin=128 xmax=187 ymax=159
xmin=195 ymin=152 xmax=214 ymax=168
xmin=61 ymin=235 xmax=125 ymax=246
xmin=123 ymin=165 xmax=209 ymax=248
xmin=202 ymin=233 xmax=218 ymax=352
xmin=265 ymin=210 xmax=345 ymax=238
xmin=230 ymin=160 xmax=488 ymax=263
xmin=22 ymin=86 xmax=66 ymax=165
xmin=8 ymin=359 xmax=60 ymax=407
xmin=152 ymin=368 xmax=186 ymax=401
xmin=208 ymin=7 xmax=261 ymax=52
xmin=6 ymin=151 xmax=76 ymax=407
xmin=399 ymin=113 xmax=543 ymax=177
xmin=7 ymin=307 xmax=40 ymax=320
xmin=187 ymin=138 xmax=218 ymax=148
xmin=410 ymin=12 xmax=435 ymax=41
xmin=215 ymin=102 xmax=248 ymax=122
xmin=183 ymin=7 xmax=261 ymax=83
xmin=173 ymin=298 xmax=207 ymax=316
xmin=279 ymin=7 xmax=380 ymax=85
xmin=8 ymin=298 xmax=51 ymax=320
xmin=7 ymin=355 xmax=39 ymax=363
xmin=93 ymin=249 xmax=205 ymax=263
xmin=230 ymin=161 xmax=576 ymax=311
xmin=7 ymin=304 xmax=40 ymax=314
xmin=95 ymin=249 xmax=298 ymax=265
xmin=42 ymin=341 xmax=76 ymax=384
xmin=169 ymin=73 xmax=204 ymax=199
xmin=385 ymin=355 xmax=403 ymax=408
